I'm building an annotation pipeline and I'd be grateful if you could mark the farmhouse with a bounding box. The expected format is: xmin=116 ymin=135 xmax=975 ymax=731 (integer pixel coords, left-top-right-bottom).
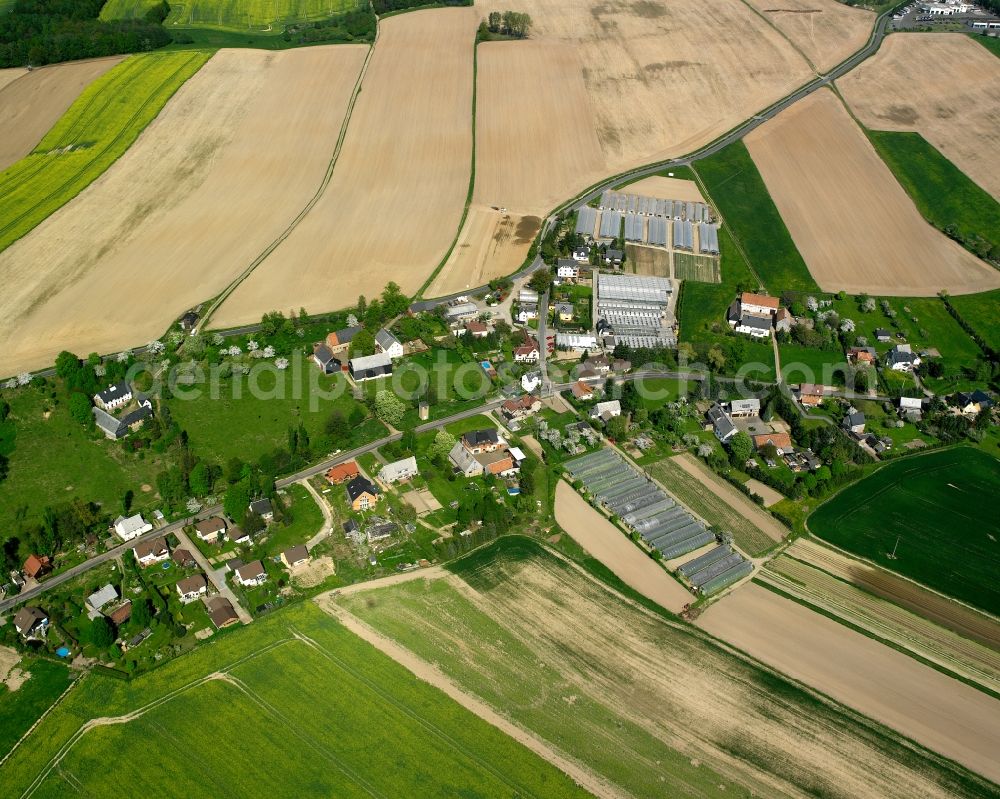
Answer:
xmin=281 ymin=545 xmax=310 ymax=569
xmin=113 ymin=514 xmax=152 ymax=542
xmin=727 ymin=292 xmax=784 ymax=339
xmin=375 ymin=328 xmax=404 ymax=359
xmin=740 ymin=292 xmax=780 ymax=316
xmin=235 ymin=560 xmax=267 ymax=587
xmin=347 ymin=475 xmax=380 ymax=511
xmin=501 ymin=394 xmax=541 ymax=422
xmin=952 ymin=389 xmax=993 ymax=416
xmin=176 ymin=574 xmax=208 ymax=603
xmin=86 ymin=584 xmax=118 ymax=615
xmin=727 ymin=398 xmax=761 ymax=418
xmin=249 ymin=498 xmax=274 ymax=522
xmin=605 ymin=249 xmax=623 ymax=266
xmin=206 ymin=597 xmax=239 ymax=629
xmin=847 ymin=346 xmax=876 ymax=365
xmin=22 ymin=554 xmax=50 ymax=580
xmin=93 ymin=381 xmax=133 ymax=412
xmin=707 ymin=403 xmax=737 ymax=442
xmin=93 ymin=396 xmax=154 ymax=439
xmin=378 ymin=456 xmax=418 ymax=484
xmin=752 ymin=432 xmax=793 ymax=455
xmin=886 ymin=343 xmax=920 ymax=372
xmin=590 ymin=400 xmax=622 ymax=424
xmin=514 ymin=345 xmax=539 ymax=363
xmin=325 ymin=461 xmax=360 ymax=485
xmin=595 ymin=273 xmax=674 ymax=348
xmin=13 ymin=606 xmax=48 ymax=639
xmin=462 ymin=429 xmax=502 ymax=454
xmin=449 ymin=441 xmax=484 ymax=477
xmin=349 ymin=353 xmax=394 ymax=381
xmin=312 ymin=342 xmax=342 ymax=375
xmin=194 ymin=517 xmax=226 ymax=543
xmin=325 ymin=327 xmax=361 ymax=356
xmin=842 ymin=410 xmax=866 ymax=435
xmin=478 ymin=450 xmax=518 ymax=477
xmin=134 ymin=537 xmax=170 ymax=567
xmin=108 ymin=601 xmax=132 ymax=626
xmin=774 ymin=308 xmax=792 ymax=333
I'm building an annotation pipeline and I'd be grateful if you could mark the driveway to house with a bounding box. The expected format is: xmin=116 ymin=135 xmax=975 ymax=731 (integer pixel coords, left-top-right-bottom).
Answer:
xmin=174 ymin=528 xmax=252 ymax=625
xmin=302 ymin=479 xmax=335 ymax=550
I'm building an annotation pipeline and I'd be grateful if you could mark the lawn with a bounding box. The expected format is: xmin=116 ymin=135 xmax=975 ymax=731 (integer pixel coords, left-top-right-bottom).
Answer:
xmin=0 ymin=602 xmax=589 ymax=799
xmin=971 ymin=32 xmax=1000 ymax=58
xmin=252 ymin=483 xmax=324 ymax=558
xmin=0 ymin=659 xmax=73 ymax=759
xmin=0 ymin=383 xmax=166 ymax=537
xmin=693 ymin=140 xmax=818 ymax=293
xmin=779 ymin=343 xmax=848 ymax=385
xmin=101 ymin=0 xmax=361 ymax=30
xmin=0 ymin=51 xmax=210 ymax=255
xmin=718 ymin=224 xmax=755 ymax=287
xmin=867 ymin=130 xmax=1000 ymax=256
xmin=166 ymin=366 xmax=384 ymax=464
xmin=949 ymin=288 xmax=1000 ymax=355
xmin=809 ymin=447 xmax=1000 ymax=616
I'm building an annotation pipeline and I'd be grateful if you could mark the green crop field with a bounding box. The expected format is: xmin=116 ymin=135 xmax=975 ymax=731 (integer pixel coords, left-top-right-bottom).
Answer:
xmin=343 ymin=537 xmax=994 ymax=799
xmin=970 ymin=32 xmax=1000 ymax=58
xmin=868 ymin=130 xmax=1000 ymax=257
xmin=673 ymin=252 xmax=720 ymax=282
xmin=810 ymin=447 xmax=1000 ymax=616
xmin=694 ymin=140 xmax=818 ymax=293
xmin=950 ymin=288 xmax=1000 ymax=354
xmin=101 ymin=0 xmax=360 ymax=30
xmin=0 ymin=602 xmax=590 ymax=799
xmin=0 ymin=660 xmax=73 ymax=760
xmin=718 ymin=223 xmax=755 ymax=287
xmin=0 ymin=51 xmax=209 ymax=255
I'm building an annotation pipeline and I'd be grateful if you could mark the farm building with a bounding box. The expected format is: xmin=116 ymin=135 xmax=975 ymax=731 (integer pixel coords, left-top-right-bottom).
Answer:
xmin=752 ymin=432 xmax=793 ymax=455
xmin=678 ymin=544 xmax=753 ymax=594
xmin=727 ymin=398 xmax=761 ymax=418
xmin=375 ymin=329 xmax=404 ymax=359
xmin=595 ymin=273 xmax=675 ymax=348
xmin=325 ymin=327 xmax=361 ymax=356
xmin=673 ymin=220 xmax=693 ymax=251
xmin=93 ymin=396 xmax=153 ymax=439
xmin=647 ymin=216 xmax=668 ymax=247
xmin=699 ymin=223 xmax=720 ymax=255
xmin=599 ymin=211 xmax=622 ymax=240
xmin=93 ymin=381 xmax=132 ymax=412
xmin=350 ymin=353 xmax=393 ymax=381
xmin=313 ymin=343 xmax=342 ymax=374
xmin=575 ymin=206 xmax=599 ymax=238
xmin=556 ymin=332 xmax=598 ymax=350
xmin=445 ymin=301 xmax=478 ymax=321
xmin=624 ymin=213 xmax=644 ymax=243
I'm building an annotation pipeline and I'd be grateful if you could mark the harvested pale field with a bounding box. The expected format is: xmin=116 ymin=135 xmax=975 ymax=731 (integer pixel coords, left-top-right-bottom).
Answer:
xmin=745 ymin=477 xmax=784 ymax=506
xmin=340 ymin=539 xmax=995 ymax=798
xmin=762 ymin=554 xmax=1000 ymax=693
xmin=698 ymin=581 xmax=1000 ymax=783
xmin=0 ymin=57 xmax=125 ymax=171
xmin=0 ymin=47 xmax=367 ymax=376
xmin=742 ymin=0 xmax=874 ymax=72
xmin=839 ymin=33 xmax=1000 ymax=201
xmin=215 ymin=8 xmax=476 ymax=326
xmin=622 ymin=175 xmax=705 ymax=203
xmin=626 ymin=243 xmax=671 ymax=277
xmin=789 ymin=538 xmax=1000 ymax=650
xmin=745 ymin=89 xmax=1000 ymax=296
xmin=554 ymin=480 xmax=693 ymax=613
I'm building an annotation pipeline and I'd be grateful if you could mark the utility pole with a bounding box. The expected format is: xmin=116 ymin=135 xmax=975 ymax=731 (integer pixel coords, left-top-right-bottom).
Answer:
xmin=888 ymin=535 xmax=900 ymax=560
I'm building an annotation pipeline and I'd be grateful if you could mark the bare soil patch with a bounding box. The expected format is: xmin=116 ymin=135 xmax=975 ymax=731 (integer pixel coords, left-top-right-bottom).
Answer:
xmin=554 ymin=480 xmax=693 ymax=612
xmin=697 ymin=581 xmax=1000 ymax=783
xmin=0 ymin=56 xmax=125 ymax=171
xmin=402 ymin=488 xmax=442 ymax=515
xmin=743 ymin=0 xmax=874 ymax=72
xmin=745 ymin=88 xmax=1000 ymax=296
xmin=838 ymin=33 xmax=1000 ymax=201
xmin=0 ymin=644 xmax=25 ymax=690
xmin=215 ymin=8 xmax=477 ymax=326
xmin=290 ymin=555 xmax=336 ymax=589
xmin=621 ymin=175 xmax=705 ymax=202
xmin=745 ymin=478 xmax=784 ymax=506
xmin=0 ymin=46 xmax=367 ymax=375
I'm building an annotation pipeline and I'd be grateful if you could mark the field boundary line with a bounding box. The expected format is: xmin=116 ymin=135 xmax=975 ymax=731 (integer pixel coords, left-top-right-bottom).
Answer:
xmin=732 ymin=0 xmax=820 ymax=74
xmin=0 ymin=673 xmax=81 ymax=770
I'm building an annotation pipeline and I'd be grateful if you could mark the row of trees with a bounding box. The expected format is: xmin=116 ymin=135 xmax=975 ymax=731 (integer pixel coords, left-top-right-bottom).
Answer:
xmin=482 ymin=10 xmax=532 ymax=38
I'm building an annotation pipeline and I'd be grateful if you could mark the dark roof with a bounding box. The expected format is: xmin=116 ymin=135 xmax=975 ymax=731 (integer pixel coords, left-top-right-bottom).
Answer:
xmin=172 ymin=548 xmax=195 ymax=565
xmin=739 ymin=315 xmax=772 ymax=331
xmin=226 ymin=558 xmax=245 ymax=572
xmin=249 ymin=498 xmax=273 ymax=516
xmin=207 ymin=597 xmax=239 ymax=628
xmin=119 ymin=403 xmax=153 ymax=428
xmin=606 ymin=248 xmax=623 ymax=259
xmin=334 ymin=326 xmax=362 ymax=344
xmin=13 ymin=606 xmax=46 ymax=632
xmin=343 ymin=519 xmax=359 ymax=534
xmin=706 ymin=404 xmax=736 ymax=439
xmin=875 ymin=328 xmax=891 ymax=338
xmin=375 ymin=328 xmax=402 ymax=351
xmin=95 ymin=382 xmax=130 ymax=404
xmin=195 ymin=517 xmax=226 ymax=535
xmin=887 ymin=348 xmax=914 ymax=365
xmin=463 ymin=429 xmax=499 ymax=447
xmin=556 ymin=257 xmax=577 ymax=268
xmin=843 ymin=412 xmax=865 ymax=428
xmin=314 ymin=343 xmax=337 ymax=365
xmin=955 ymin=389 xmax=993 ymax=407
xmin=346 ymin=475 xmax=379 ymax=502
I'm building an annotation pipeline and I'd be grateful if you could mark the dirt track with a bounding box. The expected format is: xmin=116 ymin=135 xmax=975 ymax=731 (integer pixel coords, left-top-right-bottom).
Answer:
xmin=0 ymin=46 xmax=367 ymax=376
xmin=746 ymin=88 xmax=1000 ymax=296
xmin=838 ymin=33 xmax=1000 ymax=201
xmin=0 ymin=57 xmax=125 ymax=171
xmin=215 ymin=8 xmax=477 ymax=327
xmin=553 ymin=480 xmax=693 ymax=612
xmin=698 ymin=581 xmax=1000 ymax=783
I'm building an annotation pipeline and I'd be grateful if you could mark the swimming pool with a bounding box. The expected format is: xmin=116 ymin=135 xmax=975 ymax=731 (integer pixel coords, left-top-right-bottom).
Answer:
xmin=56 ymin=646 xmax=70 ymax=657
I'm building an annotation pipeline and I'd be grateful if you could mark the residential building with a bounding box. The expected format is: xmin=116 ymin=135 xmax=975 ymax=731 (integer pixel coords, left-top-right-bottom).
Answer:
xmin=464 ymin=320 xmax=489 ymax=338
xmin=514 ymin=345 xmax=540 ymax=363
xmin=874 ymin=328 xmax=892 ymax=343
xmin=134 ymin=537 xmax=170 ymax=567
xmin=378 ymin=456 xmax=419 ymax=484
xmin=572 ymin=245 xmax=590 ymax=263
xmin=774 ymin=307 xmax=792 ymax=333
xmin=739 ymin=292 xmax=780 ymax=316
xmin=180 ymin=310 xmax=199 ymax=332
xmin=312 ymin=343 xmax=342 ymax=374
xmin=612 ymin=358 xmax=632 ymax=373
xmin=194 ymin=517 xmax=227 ymax=543
xmin=590 ymin=399 xmax=622 ymax=424
xmin=324 ymin=327 xmax=362 ymax=356
xmin=752 ymin=432 xmax=793 ymax=455
xmin=349 ymin=353 xmax=393 ymax=382
xmin=842 ymin=410 xmax=866 ymax=435
xmin=172 ymin=548 xmax=196 ymax=568
xmin=22 ymin=554 xmax=50 ymax=580
xmin=797 ymin=383 xmax=825 ymax=408
xmin=605 ymin=248 xmax=623 ymax=266
xmin=86 ymin=584 xmax=118 ymax=614
xmin=571 ymin=380 xmax=595 ymax=401
xmin=557 ymin=258 xmax=580 ymax=278
xmin=375 ymin=329 xmax=404 ymax=359
xmin=281 ymin=545 xmax=310 ymax=569
xmin=479 ymin=450 xmax=517 ymax=477
xmin=176 ymin=574 xmax=208 ymax=603
xmin=93 ymin=382 xmax=132 ymax=412
xmin=236 ymin=560 xmax=267 ymax=587
xmin=13 ymin=606 xmax=48 ymax=638
xmin=449 ymin=441 xmax=484 ymax=477
xmin=727 ymin=398 xmax=761 ymax=418
xmin=731 ymin=312 xmax=772 ymax=339
xmin=898 ymin=396 xmax=924 ymax=420
xmin=516 ymin=303 xmax=539 ymax=323
xmin=462 ymin=429 xmax=501 ymax=454
xmin=347 ymin=476 xmax=380 ymax=511
xmin=108 ymin=601 xmax=132 ymax=626
xmin=207 ymin=597 xmax=239 ymax=629
xmin=707 ymin=404 xmax=737 ymax=442
xmin=847 ymin=346 xmax=876 ymax=365
xmin=501 ymin=394 xmax=541 ymax=422
xmin=113 ymin=514 xmax=152 ymax=542
xmin=249 ymin=499 xmax=274 ymax=522
xmin=886 ymin=343 xmax=920 ymax=372
xmin=521 ymin=371 xmax=541 ymax=392
xmin=555 ymin=302 xmax=575 ymax=322
xmin=952 ymin=389 xmax=993 ymax=416
xmin=229 ymin=527 xmax=251 ymax=546
xmin=93 ymin=396 xmax=154 ymax=440
xmin=325 ymin=461 xmax=360 ymax=485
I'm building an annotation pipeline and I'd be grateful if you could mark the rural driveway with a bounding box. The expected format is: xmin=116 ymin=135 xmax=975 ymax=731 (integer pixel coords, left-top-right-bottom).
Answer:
xmin=302 ymin=479 xmax=334 ymax=550
xmin=174 ymin=528 xmax=252 ymax=625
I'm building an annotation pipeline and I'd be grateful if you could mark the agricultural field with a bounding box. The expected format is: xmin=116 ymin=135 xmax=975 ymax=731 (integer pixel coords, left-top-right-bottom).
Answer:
xmin=761 ymin=554 xmax=1000 ymax=694
xmin=779 ymin=342 xmax=848 ymax=384
xmin=673 ymin=252 xmax=720 ymax=282
xmin=0 ymin=46 xmax=367 ymax=378
xmin=742 ymin=0 xmax=874 ymax=71
xmin=950 ymin=288 xmax=1000 ymax=354
xmin=0 ymin=657 xmax=73 ymax=760
xmin=693 ymin=139 xmax=817 ymax=292
xmin=0 ymin=51 xmax=209 ymax=257
xmin=808 ymin=447 xmax=1000 ymax=616
xmin=0 ymin=603 xmax=590 ymax=799
xmin=214 ymin=8 xmax=477 ymax=327
xmin=101 ymin=0 xmax=360 ymax=30
xmin=838 ymin=33 xmax=1000 ymax=201
xmin=338 ymin=537 xmax=999 ymax=798
xmin=646 ymin=454 xmax=785 ymax=556
xmin=622 ymin=174 xmax=706 ymax=202
xmin=868 ymin=130 xmax=1000 ymax=257
xmin=0 ymin=56 xmax=125 ymax=171
xmin=697 ymin=580 xmax=1000 ymax=784
xmin=744 ymin=89 xmax=1000 ymax=296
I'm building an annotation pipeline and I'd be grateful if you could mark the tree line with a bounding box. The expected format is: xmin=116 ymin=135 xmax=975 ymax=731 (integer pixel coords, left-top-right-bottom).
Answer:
xmin=482 ymin=10 xmax=532 ymax=38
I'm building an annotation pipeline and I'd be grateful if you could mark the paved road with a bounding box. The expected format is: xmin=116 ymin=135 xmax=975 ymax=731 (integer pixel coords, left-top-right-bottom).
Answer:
xmin=173 ymin=527 xmax=253 ymax=625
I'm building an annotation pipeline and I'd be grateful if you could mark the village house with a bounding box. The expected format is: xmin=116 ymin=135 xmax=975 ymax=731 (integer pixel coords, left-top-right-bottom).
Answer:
xmin=93 ymin=395 xmax=154 ymax=440
xmin=281 ymin=545 xmax=310 ymax=569
xmin=727 ymin=398 xmax=761 ymax=418
xmin=521 ymin=371 xmax=542 ymax=393
xmin=463 ymin=320 xmax=490 ymax=338
xmin=312 ymin=342 xmax=342 ymax=375
xmin=898 ymin=396 xmax=924 ymax=420
xmin=448 ymin=441 xmax=484 ymax=477
xmin=727 ymin=292 xmax=782 ymax=339
xmin=612 ymin=358 xmax=632 ymax=374
xmin=180 ymin=310 xmax=199 ymax=332
xmin=478 ymin=450 xmax=518 ymax=477
xmin=325 ymin=461 xmax=360 ymax=485
xmin=378 ymin=456 xmax=419 ymax=484
xmin=172 ymin=548 xmax=196 ymax=568
xmin=108 ymin=601 xmax=132 ymax=626
xmin=571 ymin=380 xmax=595 ymax=401
xmin=86 ymin=584 xmax=118 ymax=617
xmin=347 ymin=475 xmax=380 ymax=511
xmin=375 ymin=328 xmax=405 ymax=359
xmin=462 ymin=429 xmax=502 ymax=454
xmin=349 ymin=353 xmax=394 ymax=382
xmin=516 ymin=303 xmax=539 ymax=324
xmin=134 ymin=537 xmax=170 ymax=567
xmin=583 ymin=355 xmax=611 ymax=375
xmin=752 ymin=431 xmax=793 ymax=455
xmin=952 ymin=389 xmax=993 ymax=416
xmin=235 ymin=560 xmax=267 ymax=587
xmin=557 ymin=259 xmax=580 ymax=279
xmin=573 ymin=245 xmax=590 ymax=263
xmin=249 ymin=499 xmax=274 ymax=523
xmin=874 ymin=328 xmax=892 ymax=343
xmin=229 ymin=527 xmax=251 ymax=546
xmin=555 ymin=302 xmax=575 ymax=322
xmin=774 ymin=307 xmax=793 ymax=333
xmin=514 ymin=344 xmax=540 ymax=363
xmin=113 ymin=513 xmax=152 ymax=542
xmin=176 ymin=574 xmax=208 ymax=604
xmin=590 ymin=400 xmax=622 ymax=425
xmin=195 ymin=517 xmax=227 ymax=543
xmin=207 ymin=597 xmax=239 ymax=629
xmin=796 ymin=383 xmax=825 ymax=408
xmin=604 ymin=248 xmax=623 ymax=267
xmin=501 ymin=394 xmax=541 ymax=422
xmin=886 ymin=343 xmax=920 ymax=372
xmin=324 ymin=327 xmax=362 ymax=357
xmin=93 ymin=381 xmax=133 ymax=412
xmin=707 ymin=403 xmax=737 ymax=442
xmin=22 ymin=554 xmax=50 ymax=581
xmin=847 ymin=346 xmax=877 ymax=365
xmin=13 ymin=606 xmax=48 ymax=639
xmin=842 ymin=410 xmax=866 ymax=435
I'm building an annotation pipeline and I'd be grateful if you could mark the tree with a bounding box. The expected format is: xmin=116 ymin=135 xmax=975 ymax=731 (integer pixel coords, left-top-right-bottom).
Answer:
xmin=121 ymin=490 xmax=134 ymax=514
xmin=349 ymin=328 xmax=376 ymax=358
xmin=130 ymin=597 xmax=153 ymax=630
xmin=727 ymin=431 xmax=754 ymax=464
xmin=55 ymin=351 xmax=82 ymax=380
xmin=374 ymin=390 xmax=407 ymax=427
xmin=528 ymin=267 xmax=553 ymax=295
xmin=488 ymin=10 xmax=501 ymax=31
xmin=518 ymin=466 xmax=535 ymax=496
xmin=67 ymin=392 xmax=93 ymax=427
xmin=606 ymin=415 xmax=628 ymax=441
xmin=325 ymin=407 xmax=350 ymax=438
xmin=429 ymin=429 xmax=457 ymax=460
xmin=88 ymin=616 xmax=115 ymax=649
xmin=225 ymin=457 xmax=245 ymax=485
xmin=188 ymin=462 xmax=213 ymax=497
xmin=224 ymin=479 xmax=254 ymax=525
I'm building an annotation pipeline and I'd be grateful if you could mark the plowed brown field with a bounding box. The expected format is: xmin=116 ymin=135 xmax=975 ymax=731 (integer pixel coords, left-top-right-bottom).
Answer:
xmin=0 ymin=46 xmax=367 ymax=375
xmin=214 ymin=8 xmax=477 ymax=327
xmin=0 ymin=56 xmax=125 ymax=171
xmin=839 ymin=33 xmax=1000 ymax=201
xmin=745 ymin=88 xmax=1000 ymax=296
